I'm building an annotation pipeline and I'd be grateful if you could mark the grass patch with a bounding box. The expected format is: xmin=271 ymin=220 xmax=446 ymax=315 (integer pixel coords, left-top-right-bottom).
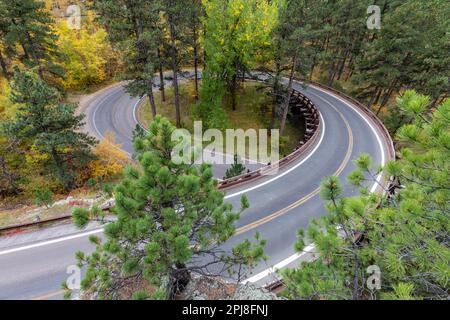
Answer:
xmin=138 ymin=80 xmax=305 ymax=157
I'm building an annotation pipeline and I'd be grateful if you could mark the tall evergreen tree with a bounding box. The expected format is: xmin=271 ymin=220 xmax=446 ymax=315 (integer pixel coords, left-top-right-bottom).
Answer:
xmin=185 ymin=0 xmax=203 ymax=100
xmin=159 ymin=0 xmax=189 ymax=128
xmin=0 ymin=0 xmax=13 ymax=81
xmin=91 ymin=0 xmax=161 ymax=118
xmin=71 ymin=116 xmax=266 ymax=299
xmin=0 ymin=125 xmax=26 ymax=196
xmin=354 ymin=0 xmax=449 ymax=113
xmin=283 ymin=91 xmax=449 ymax=300
xmin=5 ymin=69 xmax=96 ymax=191
xmin=274 ymin=0 xmax=321 ymax=135
xmin=1 ymin=0 xmax=63 ymax=81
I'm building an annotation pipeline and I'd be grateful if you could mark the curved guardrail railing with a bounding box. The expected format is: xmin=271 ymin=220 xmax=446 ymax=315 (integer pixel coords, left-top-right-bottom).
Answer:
xmin=260 ymin=79 xmax=397 ymax=293
xmin=303 ymin=79 xmax=396 ymax=161
xmin=217 ymin=89 xmax=321 ymax=190
xmin=0 ymin=78 xmax=395 ymax=235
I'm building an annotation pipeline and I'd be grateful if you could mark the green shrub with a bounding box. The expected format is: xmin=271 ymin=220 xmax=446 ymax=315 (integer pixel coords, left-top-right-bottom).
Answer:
xmin=34 ymin=187 xmax=54 ymax=208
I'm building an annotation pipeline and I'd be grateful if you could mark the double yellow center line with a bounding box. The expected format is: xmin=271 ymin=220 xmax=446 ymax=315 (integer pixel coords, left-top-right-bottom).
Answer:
xmin=236 ymin=97 xmax=354 ymax=236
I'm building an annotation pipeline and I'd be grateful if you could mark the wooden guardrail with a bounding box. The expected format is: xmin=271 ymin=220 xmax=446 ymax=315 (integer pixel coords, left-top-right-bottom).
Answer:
xmin=0 ymin=86 xmax=321 ymax=235
xmin=0 ymin=200 xmax=115 ymax=236
xmin=261 ymin=78 xmax=397 ymax=294
xmin=301 ymin=79 xmax=396 ymax=161
xmin=0 ymin=214 xmax=73 ymax=236
xmin=217 ymin=89 xmax=321 ymax=190
xmin=1 ymin=79 xmax=394 ymax=238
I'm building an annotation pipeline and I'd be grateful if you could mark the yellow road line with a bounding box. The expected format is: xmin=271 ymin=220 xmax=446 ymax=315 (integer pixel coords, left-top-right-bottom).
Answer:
xmin=236 ymin=100 xmax=353 ymax=235
xmin=32 ymin=289 xmax=65 ymax=300
xmin=31 ymin=94 xmax=353 ymax=300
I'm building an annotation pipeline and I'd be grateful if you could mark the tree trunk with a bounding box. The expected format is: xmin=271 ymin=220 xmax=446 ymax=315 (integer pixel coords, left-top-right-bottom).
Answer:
xmin=327 ymin=59 xmax=337 ymax=87
xmin=171 ymin=263 xmax=191 ymax=298
xmin=379 ymin=79 xmax=398 ymax=109
xmin=193 ymin=26 xmax=199 ymax=100
xmin=230 ymin=72 xmax=238 ymax=111
xmin=21 ymin=44 xmax=30 ymax=60
xmin=0 ymin=52 xmax=9 ymax=81
xmin=203 ymin=28 xmax=207 ymax=71
xmin=270 ymin=60 xmax=282 ymax=131
xmin=368 ymin=86 xmax=381 ymax=108
xmin=147 ymin=78 xmax=157 ymax=118
xmin=280 ymin=54 xmax=298 ymax=136
xmin=436 ymin=94 xmax=447 ymax=106
xmin=157 ymin=48 xmax=166 ymax=102
xmin=25 ymin=31 xmax=44 ymax=79
xmin=131 ymin=15 xmax=140 ymax=39
xmin=375 ymin=90 xmax=387 ymax=115
xmin=345 ymin=65 xmax=354 ymax=81
xmin=352 ymin=251 xmax=361 ymax=300
xmin=336 ymin=48 xmax=349 ymax=81
xmin=168 ymin=14 xmax=181 ymax=128
xmin=376 ymin=79 xmax=398 ymax=115
xmin=379 ymin=91 xmax=392 ymax=110
xmin=345 ymin=54 xmax=354 ymax=81
xmin=51 ymin=149 xmax=68 ymax=192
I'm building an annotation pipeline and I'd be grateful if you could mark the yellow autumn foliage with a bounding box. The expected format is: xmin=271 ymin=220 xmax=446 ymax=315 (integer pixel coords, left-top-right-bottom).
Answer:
xmin=0 ymin=78 xmax=16 ymax=120
xmin=54 ymin=14 xmax=121 ymax=90
xmin=89 ymin=132 xmax=129 ymax=180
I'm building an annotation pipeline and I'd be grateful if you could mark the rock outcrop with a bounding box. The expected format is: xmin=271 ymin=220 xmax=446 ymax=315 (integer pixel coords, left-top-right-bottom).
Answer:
xmin=181 ymin=275 xmax=280 ymax=300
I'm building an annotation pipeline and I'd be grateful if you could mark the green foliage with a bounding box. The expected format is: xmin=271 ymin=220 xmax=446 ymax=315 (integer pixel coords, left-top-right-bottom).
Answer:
xmin=72 ymin=208 xmax=90 ymax=229
xmin=55 ymin=19 xmax=117 ymax=90
xmin=4 ymin=69 xmax=97 ymax=191
xmin=91 ymin=0 xmax=161 ymax=114
xmin=0 ymin=123 xmax=27 ymax=197
xmin=33 ymin=186 xmax=54 ymax=208
xmin=132 ymin=124 xmax=146 ymax=142
xmin=381 ymin=283 xmax=418 ymax=300
xmin=319 ymin=176 xmax=342 ymax=201
xmin=195 ymin=0 xmax=279 ymax=127
xmin=225 ymin=154 xmax=246 ymax=179
xmin=354 ymin=0 xmax=449 ymax=107
xmin=86 ymin=178 xmax=97 ymax=188
xmin=283 ymin=91 xmax=449 ymax=300
xmin=101 ymin=183 xmax=114 ymax=197
xmin=131 ymin=290 xmax=150 ymax=300
xmin=70 ymin=116 xmax=265 ymax=299
xmin=283 ymin=259 xmax=348 ymax=300
xmin=0 ymin=0 xmax=63 ymax=82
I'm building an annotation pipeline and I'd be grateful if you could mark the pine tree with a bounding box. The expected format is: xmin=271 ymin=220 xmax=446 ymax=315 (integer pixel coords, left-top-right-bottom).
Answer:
xmin=225 ymin=154 xmax=246 ymax=179
xmin=34 ymin=186 xmax=54 ymax=208
xmin=71 ymin=116 xmax=266 ymax=299
xmin=354 ymin=0 xmax=449 ymax=113
xmin=283 ymin=91 xmax=449 ymax=300
xmin=274 ymin=0 xmax=323 ymax=135
xmin=91 ymin=0 xmax=161 ymax=118
xmin=158 ymin=0 xmax=193 ymax=128
xmin=0 ymin=126 xmax=26 ymax=196
xmin=0 ymin=0 xmax=13 ymax=81
xmin=1 ymin=0 xmax=63 ymax=81
xmin=184 ymin=0 xmax=203 ymax=100
xmin=5 ymin=69 xmax=97 ymax=191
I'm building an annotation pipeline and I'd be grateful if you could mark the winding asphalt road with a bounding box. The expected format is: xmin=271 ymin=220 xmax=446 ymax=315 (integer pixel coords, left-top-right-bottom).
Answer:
xmin=0 ymin=76 xmax=392 ymax=300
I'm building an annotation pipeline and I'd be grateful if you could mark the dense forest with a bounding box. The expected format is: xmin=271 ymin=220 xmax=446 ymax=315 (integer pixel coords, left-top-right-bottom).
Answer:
xmin=0 ymin=0 xmax=448 ymax=300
